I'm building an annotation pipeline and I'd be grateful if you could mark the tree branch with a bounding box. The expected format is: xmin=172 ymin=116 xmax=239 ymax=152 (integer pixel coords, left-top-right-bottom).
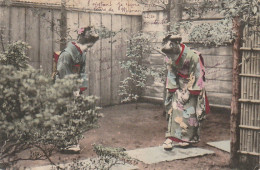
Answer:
xmin=33 ymin=144 xmax=58 ymax=168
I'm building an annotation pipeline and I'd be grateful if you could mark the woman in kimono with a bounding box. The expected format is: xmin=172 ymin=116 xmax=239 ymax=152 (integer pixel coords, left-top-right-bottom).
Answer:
xmin=54 ymin=26 xmax=99 ymax=153
xmin=161 ymin=35 xmax=210 ymax=150
xmin=55 ymin=26 xmax=99 ymax=95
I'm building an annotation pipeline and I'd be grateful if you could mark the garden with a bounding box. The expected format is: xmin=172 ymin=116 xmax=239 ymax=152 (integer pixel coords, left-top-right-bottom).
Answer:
xmin=0 ymin=0 xmax=259 ymax=169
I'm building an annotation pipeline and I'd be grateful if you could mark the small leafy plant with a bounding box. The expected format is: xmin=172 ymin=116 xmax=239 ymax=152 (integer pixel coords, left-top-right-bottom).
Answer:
xmin=119 ymin=32 xmax=164 ymax=104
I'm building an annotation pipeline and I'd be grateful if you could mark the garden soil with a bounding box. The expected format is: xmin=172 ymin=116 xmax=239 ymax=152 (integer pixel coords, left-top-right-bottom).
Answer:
xmin=16 ymin=103 xmax=231 ymax=170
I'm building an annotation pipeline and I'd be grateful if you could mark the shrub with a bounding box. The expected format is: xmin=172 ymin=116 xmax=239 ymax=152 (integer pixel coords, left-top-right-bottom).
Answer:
xmin=0 ymin=42 xmax=99 ymax=168
xmin=119 ymin=32 xmax=165 ymax=103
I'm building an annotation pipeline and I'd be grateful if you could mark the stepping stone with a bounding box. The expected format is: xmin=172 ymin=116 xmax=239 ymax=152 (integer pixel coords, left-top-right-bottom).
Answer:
xmin=125 ymin=146 xmax=214 ymax=164
xmin=207 ymin=140 xmax=230 ymax=153
xmin=28 ymin=158 xmax=138 ymax=170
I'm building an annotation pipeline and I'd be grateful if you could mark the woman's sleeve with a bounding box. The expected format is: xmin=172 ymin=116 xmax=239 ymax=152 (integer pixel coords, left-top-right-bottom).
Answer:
xmin=79 ymin=54 xmax=88 ymax=91
xmin=57 ymin=52 xmax=73 ymax=79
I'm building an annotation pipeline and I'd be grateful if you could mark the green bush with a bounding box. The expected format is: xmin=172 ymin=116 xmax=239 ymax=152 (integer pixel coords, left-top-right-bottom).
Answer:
xmin=119 ymin=32 xmax=165 ymax=103
xmin=0 ymin=42 xmax=99 ymax=167
xmin=0 ymin=41 xmax=29 ymax=70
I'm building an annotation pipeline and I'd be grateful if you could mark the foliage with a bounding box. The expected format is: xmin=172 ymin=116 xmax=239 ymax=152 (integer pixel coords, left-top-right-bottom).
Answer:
xmin=91 ymin=144 xmax=134 ymax=170
xmin=95 ymin=25 xmax=125 ymax=42
xmin=183 ymin=0 xmax=260 ymax=46
xmin=119 ymin=32 xmax=164 ymax=103
xmin=0 ymin=42 xmax=99 ymax=168
xmin=53 ymin=144 xmax=135 ymax=170
xmin=169 ymin=21 xmax=192 ymax=35
xmin=0 ymin=41 xmax=30 ymax=70
xmin=188 ymin=19 xmax=233 ymax=46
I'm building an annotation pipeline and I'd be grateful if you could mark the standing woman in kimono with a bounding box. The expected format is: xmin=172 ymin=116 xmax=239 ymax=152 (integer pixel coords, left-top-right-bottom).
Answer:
xmin=161 ymin=35 xmax=210 ymax=150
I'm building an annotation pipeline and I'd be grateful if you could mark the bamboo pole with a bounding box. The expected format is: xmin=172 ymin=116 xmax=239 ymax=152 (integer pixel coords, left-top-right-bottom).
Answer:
xmin=239 ymin=124 xmax=260 ymax=130
xmin=257 ymin=53 xmax=260 ymax=75
xmin=241 ymin=76 xmax=244 ymax=99
xmin=241 ymin=103 xmax=244 ymax=125
xmin=241 ymin=128 xmax=244 ymax=151
xmin=254 ymin=104 xmax=257 ymax=126
xmin=255 ymin=132 xmax=258 ymax=154
xmin=250 ymin=77 xmax=253 ymax=100
xmin=252 ymin=104 xmax=255 ymax=127
xmin=258 ymin=78 xmax=260 ymax=100
xmin=247 ymin=129 xmax=250 ymax=152
xmin=243 ymin=129 xmax=246 ymax=150
xmin=243 ymin=103 xmax=249 ymax=150
xmin=253 ymin=78 xmax=256 ymax=100
xmin=249 ymin=103 xmax=252 ymax=127
xmin=258 ymin=104 xmax=260 ymax=127
xmin=253 ymin=130 xmax=257 ymax=153
xmin=239 ymin=151 xmax=260 ymax=156
xmin=239 ymin=99 xmax=260 ymax=103
xmin=240 ymin=102 xmax=244 ymax=152
xmin=256 ymin=78 xmax=258 ymax=100
xmin=250 ymin=130 xmax=252 ymax=152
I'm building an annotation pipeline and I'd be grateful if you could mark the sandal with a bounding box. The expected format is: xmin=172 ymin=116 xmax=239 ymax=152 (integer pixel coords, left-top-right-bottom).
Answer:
xmin=178 ymin=142 xmax=190 ymax=148
xmin=163 ymin=138 xmax=173 ymax=150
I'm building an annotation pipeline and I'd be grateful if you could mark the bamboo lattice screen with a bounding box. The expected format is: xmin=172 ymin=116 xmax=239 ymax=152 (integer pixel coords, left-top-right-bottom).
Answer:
xmin=239 ymin=15 xmax=260 ymax=168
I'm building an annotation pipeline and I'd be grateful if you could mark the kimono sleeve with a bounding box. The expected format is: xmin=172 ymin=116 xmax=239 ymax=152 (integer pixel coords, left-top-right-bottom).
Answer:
xmin=188 ymin=52 xmax=205 ymax=91
xmin=56 ymin=52 xmax=73 ymax=79
xmin=79 ymin=53 xmax=88 ymax=91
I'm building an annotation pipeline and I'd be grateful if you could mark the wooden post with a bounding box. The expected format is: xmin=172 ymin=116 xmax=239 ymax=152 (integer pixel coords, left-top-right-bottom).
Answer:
xmin=230 ymin=16 xmax=242 ymax=168
xmin=60 ymin=0 xmax=67 ymax=50
xmin=169 ymin=0 xmax=182 ymax=27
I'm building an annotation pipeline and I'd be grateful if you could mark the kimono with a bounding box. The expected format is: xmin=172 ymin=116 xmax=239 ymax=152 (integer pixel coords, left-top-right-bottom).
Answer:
xmin=56 ymin=42 xmax=88 ymax=91
xmin=165 ymin=44 xmax=210 ymax=143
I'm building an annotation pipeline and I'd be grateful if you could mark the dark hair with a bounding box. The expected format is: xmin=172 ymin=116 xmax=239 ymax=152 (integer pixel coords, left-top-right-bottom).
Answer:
xmin=162 ymin=34 xmax=182 ymax=44
xmin=77 ymin=26 xmax=93 ymax=39
xmin=77 ymin=26 xmax=99 ymax=45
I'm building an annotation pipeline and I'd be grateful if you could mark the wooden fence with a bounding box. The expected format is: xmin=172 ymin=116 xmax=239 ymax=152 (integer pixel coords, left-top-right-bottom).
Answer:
xmin=239 ymin=15 xmax=260 ymax=168
xmin=0 ymin=3 xmax=142 ymax=106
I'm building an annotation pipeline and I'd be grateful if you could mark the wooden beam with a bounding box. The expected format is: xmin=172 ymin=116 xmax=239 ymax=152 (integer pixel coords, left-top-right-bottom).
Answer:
xmin=230 ymin=16 xmax=242 ymax=168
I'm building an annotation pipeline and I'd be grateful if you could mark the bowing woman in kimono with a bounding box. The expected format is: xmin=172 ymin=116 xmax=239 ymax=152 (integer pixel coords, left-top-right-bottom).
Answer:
xmin=55 ymin=26 xmax=99 ymax=96
xmin=54 ymin=26 xmax=99 ymax=153
xmin=161 ymin=35 xmax=210 ymax=150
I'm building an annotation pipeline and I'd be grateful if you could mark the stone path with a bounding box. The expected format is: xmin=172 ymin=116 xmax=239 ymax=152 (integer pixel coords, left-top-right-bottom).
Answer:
xmin=28 ymin=146 xmax=215 ymax=169
xmin=207 ymin=140 xmax=230 ymax=153
xmin=125 ymin=146 xmax=215 ymax=164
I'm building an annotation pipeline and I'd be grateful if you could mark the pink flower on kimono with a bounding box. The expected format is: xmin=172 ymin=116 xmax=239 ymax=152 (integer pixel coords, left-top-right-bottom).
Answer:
xmin=188 ymin=118 xmax=198 ymax=127
xmin=78 ymin=27 xmax=85 ymax=35
xmin=165 ymin=56 xmax=169 ymax=63
xmin=172 ymin=101 xmax=184 ymax=111
xmin=176 ymin=101 xmax=184 ymax=111
xmin=197 ymin=77 xmax=204 ymax=89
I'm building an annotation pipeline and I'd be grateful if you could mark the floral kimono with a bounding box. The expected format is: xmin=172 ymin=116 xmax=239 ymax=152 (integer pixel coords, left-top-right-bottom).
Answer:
xmin=165 ymin=44 xmax=210 ymax=143
xmin=56 ymin=42 xmax=88 ymax=91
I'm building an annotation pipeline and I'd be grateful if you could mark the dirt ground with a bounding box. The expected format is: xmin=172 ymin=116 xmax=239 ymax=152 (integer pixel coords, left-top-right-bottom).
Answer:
xmin=17 ymin=102 xmax=232 ymax=170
